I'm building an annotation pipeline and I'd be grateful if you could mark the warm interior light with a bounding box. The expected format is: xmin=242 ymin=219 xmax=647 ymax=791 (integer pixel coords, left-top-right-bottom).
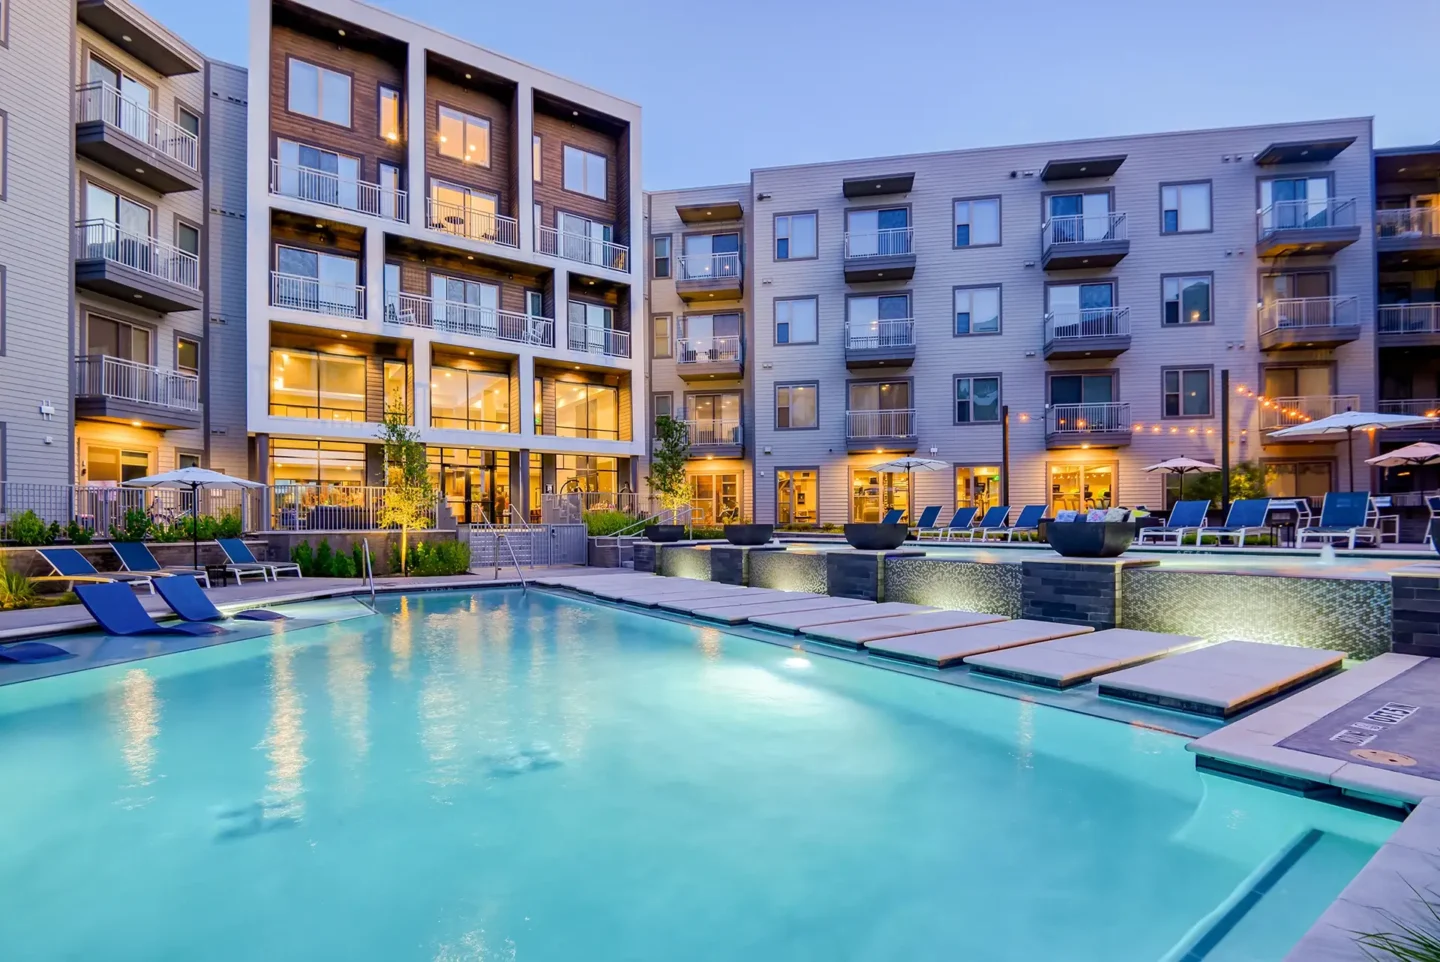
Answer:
xmin=131 ymin=420 xmax=142 ymax=427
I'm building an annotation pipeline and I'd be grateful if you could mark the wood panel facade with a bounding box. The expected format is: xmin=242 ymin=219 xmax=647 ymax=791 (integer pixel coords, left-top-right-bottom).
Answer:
xmin=424 ymin=66 xmax=516 ymax=219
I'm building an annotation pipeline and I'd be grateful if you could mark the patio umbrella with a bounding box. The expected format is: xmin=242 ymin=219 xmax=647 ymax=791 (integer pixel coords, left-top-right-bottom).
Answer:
xmin=1364 ymin=442 xmax=1440 ymax=468
xmin=1143 ymin=456 xmax=1220 ymax=501
xmin=124 ymin=468 xmax=265 ymax=571
xmin=1271 ymin=411 xmax=1437 ymax=491
xmin=870 ymin=457 xmax=949 ymax=522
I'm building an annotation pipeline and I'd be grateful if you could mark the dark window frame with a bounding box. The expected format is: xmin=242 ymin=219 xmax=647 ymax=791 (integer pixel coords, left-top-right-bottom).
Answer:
xmin=1160 ymin=271 xmax=1214 ymax=327
xmin=561 ymin=142 xmax=608 ymax=201
xmin=952 ymin=195 xmax=1002 ymax=249
xmin=377 ymin=84 xmax=403 ymax=144
xmin=1161 ymin=365 xmax=1215 ymax=420
xmin=284 ymin=55 xmax=355 ymax=130
xmin=651 ymin=234 xmax=671 ymax=279
xmin=774 ymin=380 xmax=820 ymax=431
xmin=953 ymin=283 xmax=1003 ymax=337
xmin=435 ymin=101 xmax=493 ymax=168
xmin=773 ymin=210 xmax=819 ymax=262
xmin=776 ymin=466 xmax=822 ymax=527
xmin=774 ymin=294 xmax=820 ymax=346
xmin=1159 ymin=180 xmax=1213 ymax=235
xmin=953 ymin=373 xmax=1003 ymax=425
xmin=651 ymin=312 xmax=672 ymax=359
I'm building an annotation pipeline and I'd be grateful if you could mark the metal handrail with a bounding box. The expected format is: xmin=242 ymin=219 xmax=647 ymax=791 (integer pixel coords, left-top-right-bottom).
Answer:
xmin=74 ymin=219 xmax=199 ymax=289
xmin=1259 ymin=395 xmax=1361 ymax=431
xmin=1378 ymin=303 xmax=1440 ymax=335
xmin=535 ymin=224 xmax=630 ymax=271
xmin=1041 ymin=212 xmax=1128 ymax=250
xmin=843 ymin=227 xmax=913 ymax=259
xmin=675 ymin=335 xmax=741 ymax=364
xmin=676 ymin=252 xmax=741 ymax=280
xmin=682 ymin=418 xmax=742 ymax=446
xmin=362 ymin=538 xmax=376 ymax=609
xmin=1378 ymin=398 xmax=1440 ymax=419
xmin=567 ymin=322 xmax=631 ymax=358
xmin=845 ymin=318 xmax=916 ymax=350
xmin=475 ymin=509 xmax=527 ymax=590
xmin=598 ymin=504 xmax=692 ymax=567
xmin=1377 ymin=207 xmax=1440 ymax=238
xmin=73 ymin=354 xmax=201 ymax=412
xmin=74 ymin=82 xmax=198 ymax=170
xmin=1045 ymin=402 xmax=1131 ymax=435
xmin=269 ymin=158 xmax=408 ymax=222
xmin=1256 ymin=295 xmax=1357 ymax=335
xmin=1256 ymin=198 xmax=1357 ymax=238
xmin=425 ymin=197 xmax=519 ymax=248
xmin=270 ymin=271 xmax=366 ymax=319
xmin=1044 ymin=306 xmax=1131 ymax=342
xmin=382 ymin=291 xmax=554 ymax=345
xmin=845 ymin=408 xmax=916 ymax=439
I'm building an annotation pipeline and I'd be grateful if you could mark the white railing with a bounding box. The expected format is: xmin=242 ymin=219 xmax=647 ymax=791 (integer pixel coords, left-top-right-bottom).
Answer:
xmin=1259 ymin=395 xmax=1360 ymax=432
xmin=0 ymin=483 xmax=260 ymax=539
xmin=676 ymin=252 xmax=741 ymax=281
xmin=1378 ymin=399 xmax=1440 ymax=420
xmin=1378 ymin=303 xmax=1440 ymax=335
xmin=684 ymin=418 xmax=742 ymax=447
xmin=676 ymin=336 xmax=742 ymax=364
xmin=425 ymin=197 xmax=519 ymax=248
xmin=1045 ymin=402 xmax=1131 ymax=436
xmin=1041 ymin=212 xmax=1128 ymax=251
xmin=1376 ymin=207 xmax=1440 ymax=239
xmin=74 ymin=220 xmax=199 ymax=290
xmin=269 ymin=158 xmax=408 ymax=222
xmin=382 ymin=292 xmax=553 ymax=346
xmin=846 ymin=408 xmax=916 ymax=439
xmin=567 ymin=322 xmax=631 ymax=358
xmin=270 ymin=271 xmax=365 ymax=319
xmin=1257 ymin=295 xmax=1358 ymax=335
xmin=1257 ymin=198 xmax=1357 ymax=238
xmin=270 ymin=484 xmax=439 ymax=531
xmin=845 ymin=319 xmax=916 ymax=350
xmin=540 ymin=492 xmax=646 ymax=524
xmin=843 ymin=227 xmax=913 ymax=259
xmin=74 ymin=82 xmax=198 ymax=171
xmin=536 ymin=224 xmax=630 ymax=271
xmin=74 ymin=354 xmax=200 ymax=412
xmin=1045 ymin=306 xmax=1131 ymax=343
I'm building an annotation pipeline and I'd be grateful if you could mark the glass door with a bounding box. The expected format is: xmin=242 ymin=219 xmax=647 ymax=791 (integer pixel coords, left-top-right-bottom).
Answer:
xmin=956 ymin=466 xmax=1001 ymax=512
xmin=851 ymin=469 xmax=908 ymax=523
xmin=777 ymin=470 xmax=817 ymax=526
xmin=1049 ymin=374 xmax=1114 ymax=405
xmin=432 ymin=275 xmax=499 ymax=336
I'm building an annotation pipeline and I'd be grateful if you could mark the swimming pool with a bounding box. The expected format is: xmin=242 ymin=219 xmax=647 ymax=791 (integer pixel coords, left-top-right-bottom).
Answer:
xmin=0 ymin=590 xmax=1396 ymax=961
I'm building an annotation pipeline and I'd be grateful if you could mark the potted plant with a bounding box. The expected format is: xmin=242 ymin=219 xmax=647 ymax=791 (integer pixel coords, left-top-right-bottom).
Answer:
xmin=723 ymin=517 xmax=774 ymax=546
xmin=644 ymin=415 xmax=690 ymax=543
xmin=1045 ymin=510 xmax=1135 ymax=558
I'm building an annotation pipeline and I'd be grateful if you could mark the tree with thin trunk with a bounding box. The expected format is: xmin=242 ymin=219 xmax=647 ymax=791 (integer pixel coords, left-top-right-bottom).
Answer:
xmin=646 ymin=415 xmax=691 ymax=529
xmin=377 ymin=409 xmax=434 ymax=574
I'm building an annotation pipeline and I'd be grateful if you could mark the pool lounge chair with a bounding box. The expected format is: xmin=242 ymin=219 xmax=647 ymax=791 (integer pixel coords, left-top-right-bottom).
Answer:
xmin=0 ymin=641 xmax=73 ymax=663
xmin=1297 ymin=492 xmax=1380 ymax=550
xmin=110 ymin=541 xmax=211 ymax=588
xmin=36 ymin=547 xmax=156 ymax=594
xmin=1137 ymin=500 xmax=1210 ymax=546
xmin=218 ymin=539 xmax=302 ymax=581
xmin=987 ymin=504 xmax=1046 ymax=542
xmin=73 ymin=582 xmax=227 ymax=636
xmin=929 ymin=507 xmax=978 ymax=540
xmin=154 ymin=575 xmax=288 ymax=623
xmin=1426 ymin=495 xmax=1440 ymax=546
xmin=879 ymin=509 xmax=904 ymax=525
xmin=955 ymin=506 xmax=1009 ymax=541
xmin=1196 ymin=498 xmax=1271 ymax=547
xmin=909 ymin=506 xmax=942 ymax=538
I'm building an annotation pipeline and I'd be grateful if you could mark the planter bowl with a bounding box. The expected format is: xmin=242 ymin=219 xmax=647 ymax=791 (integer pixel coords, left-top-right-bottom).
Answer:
xmin=724 ymin=524 xmax=774 ymax=547
xmin=645 ymin=524 xmax=687 ymax=543
xmin=843 ymin=523 xmax=910 ymax=551
xmin=1045 ymin=521 xmax=1134 ymax=558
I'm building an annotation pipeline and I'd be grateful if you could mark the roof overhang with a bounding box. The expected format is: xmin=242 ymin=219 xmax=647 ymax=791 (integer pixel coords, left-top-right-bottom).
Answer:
xmin=1254 ymin=137 xmax=1356 ymax=166
xmin=76 ymin=0 xmax=201 ymax=76
xmin=1040 ymin=155 xmax=1126 ymax=181
xmin=676 ymin=200 xmax=745 ymax=224
xmin=842 ymin=172 xmax=915 ymax=198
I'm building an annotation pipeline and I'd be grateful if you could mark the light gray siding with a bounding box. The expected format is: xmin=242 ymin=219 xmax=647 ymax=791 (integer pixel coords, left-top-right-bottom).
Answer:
xmin=204 ymin=59 xmax=250 ymax=474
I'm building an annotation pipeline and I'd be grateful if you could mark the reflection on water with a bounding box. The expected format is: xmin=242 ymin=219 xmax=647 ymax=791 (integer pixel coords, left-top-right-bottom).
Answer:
xmin=432 ymin=930 xmax=517 ymax=962
xmin=697 ymin=627 xmax=723 ymax=661
xmin=109 ymin=668 xmax=161 ymax=808
xmin=1015 ymin=698 xmax=1035 ymax=771
xmin=419 ymin=619 xmax=464 ymax=800
xmin=390 ymin=595 xmax=413 ymax=679
xmin=326 ymin=635 xmax=372 ymax=768
xmin=263 ymin=637 xmax=308 ymax=820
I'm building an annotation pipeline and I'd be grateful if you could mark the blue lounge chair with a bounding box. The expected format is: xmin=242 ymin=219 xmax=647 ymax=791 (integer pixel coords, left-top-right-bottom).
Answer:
xmin=1197 ymin=498 xmax=1271 ymax=547
xmin=909 ymin=505 xmax=942 ymax=537
xmin=879 ymin=509 xmax=904 ymax=525
xmin=1138 ymin=500 xmax=1211 ymax=546
xmin=955 ymin=506 xmax=1009 ymax=541
xmin=37 ymin=547 xmax=156 ymax=594
xmin=997 ymin=504 xmax=1047 ymax=541
xmin=154 ymin=575 xmax=287 ymax=623
xmin=74 ymin=582 xmax=227 ymax=636
xmin=111 ymin=541 xmax=211 ymax=587
xmin=0 ymin=641 xmax=73 ymax=663
xmin=1298 ymin=492 xmax=1379 ymax=549
xmin=930 ymin=506 xmax=978 ymax=540
xmin=217 ymin=539 xmax=302 ymax=581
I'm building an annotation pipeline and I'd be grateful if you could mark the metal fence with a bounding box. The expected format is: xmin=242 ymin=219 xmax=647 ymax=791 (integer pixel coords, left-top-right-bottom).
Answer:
xmin=269 ymin=485 xmax=440 ymax=531
xmin=0 ymin=483 xmax=261 ymax=540
xmin=468 ymin=523 xmax=587 ymax=568
xmin=425 ymin=198 xmax=519 ymax=248
xmin=74 ymin=355 xmax=200 ymax=411
xmin=540 ymin=492 xmax=647 ymax=524
xmin=269 ymin=158 xmax=408 ymax=222
xmin=1042 ymin=212 xmax=1127 ymax=250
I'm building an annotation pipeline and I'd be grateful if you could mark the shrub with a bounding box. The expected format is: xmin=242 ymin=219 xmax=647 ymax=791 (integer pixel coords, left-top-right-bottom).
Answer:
xmin=0 ymin=560 xmax=36 ymax=609
xmin=214 ymin=512 xmax=243 ymax=539
xmin=400 ymin=539 xmax=471 ymax=576
xmin=689 ymin=526 xmax=725 ymax=540
xmin=109 ymin=509 xmax=152 ymax=543
xmin=332 ymin=551 xmax=357 ymax=579
xmin=313 ymin=539 xmax=335 ymax=577
xmin=149 ymin=518 xmax=186 ymax=543
xmin=64 ymin=520 xmax=94 ymax=545
xmin=290 ymin=541 xmax=315 ymax=577
xmin=352 ymin=543 xmax=368 ymax=577
xmin=9 ymin=510 xmax=57 ymax=546
xmin=585 ymin=510 xmax=645 ymax=537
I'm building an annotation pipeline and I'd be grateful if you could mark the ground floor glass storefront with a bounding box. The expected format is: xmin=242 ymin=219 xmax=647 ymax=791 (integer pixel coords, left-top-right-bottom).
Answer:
xmin=777 ymin=469 xmax=818 ymax=526
xmin=429 ymin=448 xmax=511 ymax=525
xmin=852 ymin=468 xmax=909 ymax=523
xmin=1048 ymin=463 xmax=1115 ymax=513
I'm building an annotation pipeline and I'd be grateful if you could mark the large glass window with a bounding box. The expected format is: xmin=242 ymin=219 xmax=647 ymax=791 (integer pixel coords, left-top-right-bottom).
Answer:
xmin=273 ymin=245 xmax=361 ymax=317
xmin=1048 ymin=463 xmax=1115 ymax=513
xmin=956 ymin=466 xmax=1001 ymax=513
xmin=431 ymin=367 xmax=510 ymax=431
xmin=85 ymin=445 xmax=152 ymax=484
xmin=287 ymin=58 xmax=350 ymax=126
xmin=269 ymin=348 xmax=366 ymax=421
xmin=847 ymin=294 xmax=910 ymax=348
xmin=955 ymin=376 xmax=1001 ymax=423
xmin=851 ymin=469 xmax=908 ymax=523
xmin=848 ymin=380 xmax=910 ymax=411
xmin=652 ymin=314 xmax=672 ymax=358
xmin=1049 ymin=374 xmax=1114 ymax=405
xmin=1163 ymin=275 xmax=1211 ymax=325
xmin=1161 ymin=182 xmax=1211 ymax=233
xmin=379 ymin=85 xmax=402 ymax=142
xmin=438 ymin=105 xmax=489 ymax=165
xmin=845 ymin=208 xmax=910 ymax=256
xmin=954 ymin=287 xmax=1001 ymax=336
xmin=1260 ymin=177 xmax=1332 ymax=229
xmin=275 ymin=139 xmax=361 ymax=209
xmin=383 ymin=359 xmax=408 ymax=417
xmin=689 ymin=473 xmax=742 ymax=525
xmin=777 ymin=469 xmax=818 ymax=526
xmin=1163 ymin=368 xmax=1212 ymax=418
xmin=1264 ymin=461 xmax=1332 ymax=500
xmin=430 ymin=273 xmax=499 ymax=335
xmin=774 ymin=213 xmax=816 ymax=260
xmin=677 ymin=313 xmax=741 ymax=361
xmin=1264 ymin=365 xmax=1332 ymax=399
xmin=429 ymin=448 xmax=510 ymax=526
xmin=776 ymin=297 xmax=818 ymax=345
xmin=687 ymin=394 xmax=741 ymax=444
xmin=87 ymin=316 xmax=151 ymax=362
xmin=429 ymin=180 xmax=499 ymax=241
xmin=776 ymin=383 xmax=817 ymax=429
xmin=562 ymin=145 xmax=607 ymax=199
xmin=554 ymin=455 xmax=617 ymax=496
xmin=954 ymin=197 xmax=1000 ymax=247
xmin=554 ymin=382 xmax=619 ymax=439
xmin=270 ymin=439 xmax=366 ymax=487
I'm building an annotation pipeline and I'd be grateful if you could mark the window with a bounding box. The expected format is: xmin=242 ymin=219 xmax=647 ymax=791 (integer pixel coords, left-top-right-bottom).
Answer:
xmin=557 ymin=212 xmax=618 ymax=269
xmin=652 ymin=314 xmax=672 ymax=358
xmin=852 ymin=468 xmax=908 ymax=523
xmin=777 ymin=469 xmax=818 ymax=526
xmin=774 ymin=212 xmax=816 ymax=260
xmin=86 ymin=56 xmax=154 ymax=144
xmin=1049 ymin=373 xmax=1114 ymax=405
xmin=269 ymin=348 xmax=366 ymax=420
xmin=554 ymin=382 xmax=619 ymax=439
xmin=85 ymin=445 xmax=152 ymax=484
xmin=275 ymin=140 xmax=361 ymax=210
xmin=562 ymin=145 xmax=607 ymax=199
xmin=429 ymin=448 xmax=511 ymax=526
xmin=87 ymin=316 xmax=151 ymax=362
xmin=846 ymin=294 xmax=910 ymax=349
xmin=776 ymin=382 xmax=817 ymax=430
xmin=176 ymin=336 xmax=200 ymax=378
xmin=954 ymin=286 xmax=1001 ymax=336
xmin=955 ymin=376 xmax=1001 ymax=424
xmin=677 ymin=313 xmax=740 ymax=361
xmin=688 ymin=394 xmax=741 ymax=444
xmin=1261 ymin=177 xmax=1332 ymax=229
xmin=681 ymin=233 xmax=740 ymax=279
xmin=84 ymin=182 xmax=151 ymax=236
xmin=379 ymin=86 xmax=402 ymax=142
xmin=1046 ymin=191 xmax=1111 ymax=243
xmin=690 ymin=473 xmax=742 ymax=525
xmin=845 ymin=208 xmax=910 ymax=256
xmin=177 ymin=106 xmax=200 ymax=139
xmin=274 ymin=245 xmax=361 ymax=316
xmin=269 ymin=439 xmax=366 ymax=486
xmin=525 ymin=290 xmax=544 ymax=318
xmin=288 ymin=58 xmax=350 ymax=126
xmin=176 ymin=222 xmax=200 ymax=257
xmin=384 ymin=358 xmax=408 ymax=417
xmin=532 ymin=135 xmax=542 ymax=182
xmin=776 ymin=297 xmax=818 ymax=345
xmin=178 ymin=452 xmax=203 ymax=470
xmin=954 ymin=197 xmax=1000 ymax=247
xmin=430 ymin=274 xmax=499 ymax=333
xmin=1163 ymin=368 xmax=1212 ymax=418
xmin=956 ymin=466 xmax=1001 ymax=513
xmin=554 ymin=455 xmax=618 ymax=495
xmin=431 ymin=367 xmax=510 ymax=431
xmin=1163 ymin=275 xmax=1211 ymax=326
xmin=652 ymin=393 xmax=673 ymax=429
xmin=378 ymin=164 xmax=402 ymax=220
xmin=1161 ymin=182 xmax=1211 ymax=234
xmin=1264 ymin=461 xmax=1332 ymax=500
xmin=534 ymin=376 xmax=543 ymax=433
xmin=652 ymin=236 xmax=671 ymax=279
xmin=1264 ymin=365 xmax=1332 ymax=399
xmin=438 ymin=105 xmax=489 ymax=165
xmin=429 ymin=180 xmax=499 ymax=241
xmin=1049 ymin=463 xmax=1115 ymax=513
xmin=0 ymin=109 xmax=6 ymax=201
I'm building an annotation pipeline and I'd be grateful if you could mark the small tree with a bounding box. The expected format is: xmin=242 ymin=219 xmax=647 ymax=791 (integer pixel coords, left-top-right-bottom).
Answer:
xmin=646 ymin=415 xmax=691 ymax=527
xmin=376 ymin=409 xmax=434 ymax=574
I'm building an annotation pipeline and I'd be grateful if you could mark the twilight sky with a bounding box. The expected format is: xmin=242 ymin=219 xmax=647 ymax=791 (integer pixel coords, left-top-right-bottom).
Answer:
xmin=147 ymin=0 xmax=1439 ymax=189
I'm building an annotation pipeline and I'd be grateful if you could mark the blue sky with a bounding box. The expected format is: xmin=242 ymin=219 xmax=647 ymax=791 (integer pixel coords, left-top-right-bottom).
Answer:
xmin=150 ymin=0 xmax=1439 ymax=189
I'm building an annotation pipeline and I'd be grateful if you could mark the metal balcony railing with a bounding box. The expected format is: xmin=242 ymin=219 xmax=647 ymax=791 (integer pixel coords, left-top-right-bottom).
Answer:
xmin=1041 ymin=212 xmax=1127 ymax=251
xmin=425 ymin=198 xmax=519 ymax=248
xmin=676 ymin=336 xmax=742 ymax=364
xmin=1045 ymin=402 xmax=1131 ymax=436
xmin=676 ymin=252 xmax=741 ymax=281
xmin=1258 ymin=395 xmax=1360 ymax=431
xmin=270 ymin=271 xmax=365 ymax=319
xmin=684 ymin=418 xmax=742 ymax=447
xmin=846 ymin=408 xmax=916 ymax=438
xmin=269 ymin=158 xmax=408 ymax=222
xmin=382 ymin=291 xmax=554 ymax=346
xmin=1378 ymin=303 xmax=1440 ymax=335
xmin=1256 ymin=198 xmax=1357 ymax=239
xmin=270 ymin=484 xmax=439 ymax=531
xmin=0 ymin=483 xmax=260 ymax=539
xmin=74 ymin=82 xmax=198 ymax=170
xmin=567 ymin=322 xmax=631 ymax=358
xmin=536 ymin=225 xmax=629 ymax=271
xmin=1044 ymin=306 xmax=1130 ymax=342
xmin=843 ymin=227 xmax=913 ymax=259
xmin=74 ymin=220 xmax=199 ymax=289
xmin=845 ymin=318 xmax=915 ymax=350
xmin=1256 ymin=295 xmax=1358 ymax=336
xmin=1376 ymin=207 xmax=1440 ymax=239
xmin=73 ymin=354 xmax=201 ymax=412
xmin=1378 ymin=399 xmax=1440 ymax=420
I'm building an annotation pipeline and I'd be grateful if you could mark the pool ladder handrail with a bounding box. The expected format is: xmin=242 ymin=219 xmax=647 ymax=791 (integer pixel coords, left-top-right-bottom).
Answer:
xmin=475 ymin=509 xmax=528 ymax=592
xmin=362 ymin=538 xmax=377 ymax=610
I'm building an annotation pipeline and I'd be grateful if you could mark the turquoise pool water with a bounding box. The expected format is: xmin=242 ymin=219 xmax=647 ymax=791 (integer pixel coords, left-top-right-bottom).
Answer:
xmin=0 ymin=590 xmax=1395 ymax=960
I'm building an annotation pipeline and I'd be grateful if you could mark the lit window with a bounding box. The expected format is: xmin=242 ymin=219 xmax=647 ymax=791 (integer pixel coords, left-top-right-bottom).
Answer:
xmin=562 ymin=145 xmax=607 ymax=199
xmin=1161 ymin=182 xmax=1211 ymax=233
xmin=775 ymin=213 xmax=816 ymax=260
xmin=1163 ymin=275 xmax=1212 ymax=325
xmin=776 ymin=383 xmax=817 ymax=429
xmin=438 ymin=105 xmax=489 ymax=165
xmin=954 ymin=197 xmax=1000 ymax=247
xmin=776 ymin=297 xmax=818 ymax=345
xmin=1164 ymin=368 xmax=1212 ymax=417
xmin=379 ymin=85 xmax=402 ymax=142
xmin=288 ymin=58 xmax=351 ymax=126
xmin=177 ymin=337 xmax=200 ymax=378
xmin=652 ymin=314 xmax=672 ymax=358
xmin=533 ymin=134 xmax=542 ymax=182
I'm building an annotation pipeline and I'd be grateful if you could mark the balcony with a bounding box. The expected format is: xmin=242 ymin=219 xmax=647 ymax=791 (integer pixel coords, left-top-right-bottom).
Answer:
xmin=1378 ymin=303 xmax=1440 ymax=347
xmin=1256 ymin=296 xmax=1360 ymax=351
xmin=675 ymin=336 xmax=743 ymax=381
xmin=683 ymin=418 xmax=743 ymax=459
xmin=383 ymin=292 xmax=553 ymax=346
xmin=1376 ymin=208 xmax=1440 ymax=266
xmin=1044 ymin=402 xmax=1132 ymax=449
xmin=76 ymin=0 xmax=201 ymax=76
xmin=1255 ymin=199 xmax=1360 ymax=257
xmin=1040 ymin=213 xmax=1129 ymax=270
xmin=1259 ymin=395 xmax=1360 ymax=439
xmin=1379 ymin=399 xmax=1440 ymax=421
xmin=74 ymin=220 xmax=201 ymax=313
xmin=269 ymin=159 xmax=408 ymax=223
xmin=424 ymin=198 xmax=519 ymax=249
xmin=74 ymin=83 xmax=199 ymax=194
xmin=845 ymin=409 xmax=917 ymax=454
xmin=270 ymin=272 xmax=365 ymax=320
xmin=537 ymin=225 xmax=629 ymax=273
xmin=567 ymin=322 xmax=631 ymax=359
xmin=843 ymin=228 xmax=914 ymax=283
xmin=845 ymin=319 xmax=915 ymax=369
xmin=675 ymin=253 xmax=742 ymax=303
xmin=73 ymin=354 xmax=201 ymax=431
xmin=1043 ymin=307 xmax=1131 ymax=360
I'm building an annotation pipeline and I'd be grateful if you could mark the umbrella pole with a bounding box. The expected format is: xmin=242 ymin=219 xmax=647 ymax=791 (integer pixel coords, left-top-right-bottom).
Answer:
xmin=193 ymin=482 xmax=201 ymax=571
xmin=1348 ymin=428 xmax=1356 ymax=492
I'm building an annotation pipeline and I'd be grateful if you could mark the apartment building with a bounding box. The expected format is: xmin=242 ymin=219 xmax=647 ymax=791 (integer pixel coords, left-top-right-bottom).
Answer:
xmin=245 ymin=0 xmax=644 ymax=524
xmin=647 ymin=118 xmax=1378 ymax=523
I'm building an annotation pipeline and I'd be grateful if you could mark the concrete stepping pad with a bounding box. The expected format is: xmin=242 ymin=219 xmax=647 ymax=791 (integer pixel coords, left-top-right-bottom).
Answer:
xmin=590 ymin=580 xmax=740 ymax=602
xmin=805 ymin=610 xmax=1010 ymax=649
xmin=865 ymin=620 xmax=1094 ymax=668
xmin=692 ymin=596 xmax=872 ymax=625
xmin=1097 ymin=640 xmax=1345 ymax=717
xmin=749 ymin=602 xmax=937 ymax=634
xmin=536 ymin=573 xmax=654 ymax=590
xmin=966 ymin=628 xmax=1207 ymax=688
xmin=657 ymin=589 xmax=805 ymax=614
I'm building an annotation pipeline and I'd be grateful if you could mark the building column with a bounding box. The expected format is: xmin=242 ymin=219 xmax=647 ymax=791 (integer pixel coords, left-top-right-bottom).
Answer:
xmin=513 ymin=447 xmax=530 ymax=521
xmin=364 ymin=225 xmax=385 ymax=326
xmin=412 ymin=329 xmax=433 ymax=431
xmin=516 ymin=82 xmax=536 ymax=255
xmin=405 ymin=43 xmax=426 ymax=230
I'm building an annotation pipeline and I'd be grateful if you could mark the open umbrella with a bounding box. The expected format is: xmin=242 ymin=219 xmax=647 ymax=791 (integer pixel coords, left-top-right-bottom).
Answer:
xmin=870 ymin=457 xmax=949 ymax=523
xmin=1143 ymin=456 xmax=1220 ymax=501
xmin=1364 ymin=442 xmax=1440 ymax=468
xmin=1271 ymin=411 xmax=1438 ymax=491
xmin=124 ymin=468 xmax=265 ymax=570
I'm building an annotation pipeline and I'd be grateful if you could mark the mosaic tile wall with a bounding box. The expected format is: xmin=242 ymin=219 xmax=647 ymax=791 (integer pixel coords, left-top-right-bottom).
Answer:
xmin=1121 ymin=569 xmax=1390 ymax=660
xmin=748 ymin=552 xmax=828 ymax=594
xmin=884 ymin=558 xmax=1024 ymax=618
xmin=658 ymin=546 xmax=712 ymax=581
